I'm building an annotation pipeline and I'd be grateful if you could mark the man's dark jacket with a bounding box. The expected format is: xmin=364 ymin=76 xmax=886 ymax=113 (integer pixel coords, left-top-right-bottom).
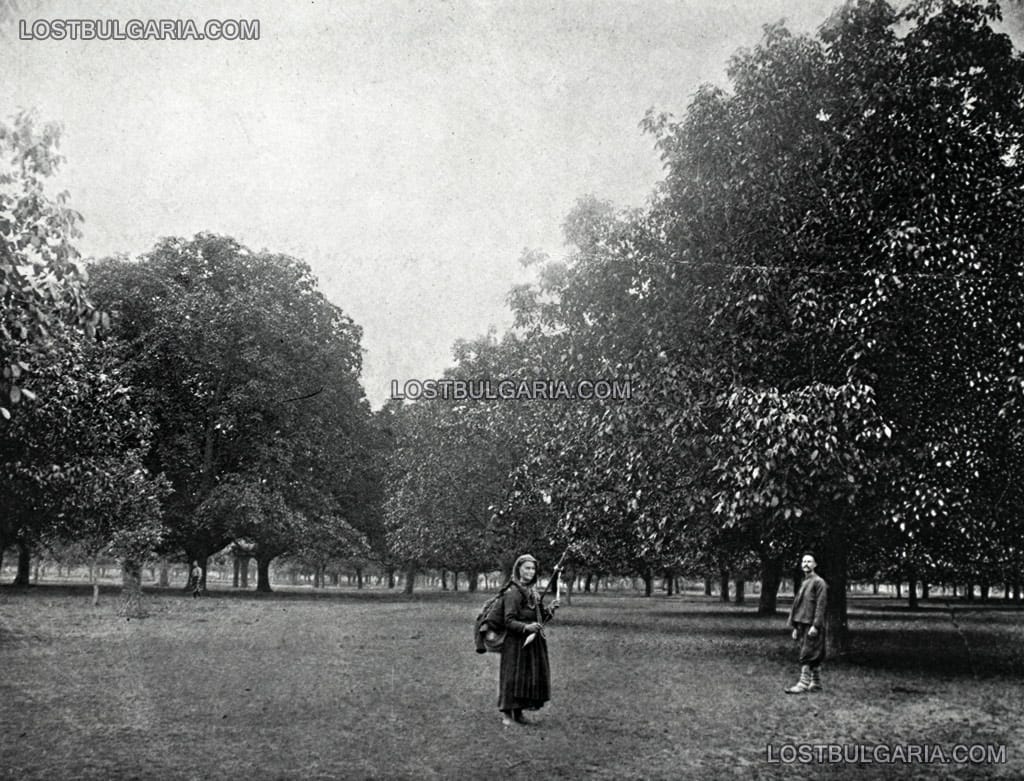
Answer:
xmin=787 ymin=572 xmax=827 ymax=629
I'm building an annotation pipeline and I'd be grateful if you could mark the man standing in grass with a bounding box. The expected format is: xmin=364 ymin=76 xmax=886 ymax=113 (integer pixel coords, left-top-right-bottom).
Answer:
xmin=191 ymin=561 xmax=203 ymax=599
xmin=785 ymin=552 xmax=827 ymax=694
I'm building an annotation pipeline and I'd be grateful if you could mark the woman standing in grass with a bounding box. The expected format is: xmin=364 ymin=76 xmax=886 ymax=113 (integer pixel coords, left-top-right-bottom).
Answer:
xmin=498 ymin=554 xmax=558 ymax=726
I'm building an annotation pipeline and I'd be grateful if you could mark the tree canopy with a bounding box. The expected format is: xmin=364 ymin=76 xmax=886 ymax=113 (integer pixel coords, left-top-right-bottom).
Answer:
xmin=88 ymin=233 xmax=376 ymax=590
xmin=380 ymin=0 xmax=1024 ymax=646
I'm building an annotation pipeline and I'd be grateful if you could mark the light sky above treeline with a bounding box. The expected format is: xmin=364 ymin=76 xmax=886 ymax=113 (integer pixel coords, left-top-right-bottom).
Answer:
xmin=5 ymin=1 xmax=1022 ymax=407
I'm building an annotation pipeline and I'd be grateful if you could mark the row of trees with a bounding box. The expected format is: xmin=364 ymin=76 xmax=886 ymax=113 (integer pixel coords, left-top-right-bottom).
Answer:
xmin=381 ymin=0 xmax=1024 ymax=654
xmin=1 ymin=112 xmax=385 ymax=614
xmin=5 ymin=1 xmax=1023 ymax=653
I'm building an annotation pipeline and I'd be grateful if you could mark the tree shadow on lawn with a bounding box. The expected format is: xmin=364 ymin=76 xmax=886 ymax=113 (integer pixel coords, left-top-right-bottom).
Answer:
xmin=854 ymin=600 xmax=1024 ymax=615
xmin=195 ymin=586 xmax=484 ymax=604
xmin=608 ymin=603 xmax=1024 ymax=678
xmin=843 ymin=622 xmax=1024 ymax=678
xmin=556 ymin=615 xmax=785 ymax=641
xmin=0 ymin=582 xmax=485 ymax=604
xmin=843 ymin=610 xmax=954 ymax=623
xmin=0 ymin=582 xmax=124 ymax=597
xmin=650 ymin=607 xmax=784 ymax=620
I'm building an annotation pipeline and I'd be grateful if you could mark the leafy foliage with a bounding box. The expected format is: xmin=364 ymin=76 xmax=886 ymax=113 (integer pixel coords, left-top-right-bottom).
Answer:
xmin=383 ymin=335 xmax=557 ymax=577
xmin=1 ymin=323 xmax=166 ymax=565
xmin=387 ymin=2 xmax=1024 ymax=643
xmin=0 ymin=111 xmax=100 ymax=419
xmin=88 ymin=234 xmax=375 ymax=585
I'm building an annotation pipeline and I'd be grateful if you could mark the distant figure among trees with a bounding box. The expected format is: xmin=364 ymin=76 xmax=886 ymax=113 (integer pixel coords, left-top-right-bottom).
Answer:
xmin=191 ymin=561 xmax=203 ymax=599
xmin=785 ymin=553 xmax=827 ymax=694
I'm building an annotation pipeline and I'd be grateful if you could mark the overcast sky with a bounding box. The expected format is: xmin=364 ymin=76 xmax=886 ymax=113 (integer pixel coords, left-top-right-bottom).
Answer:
xmin=2 ymin=0 xmax=912 ymax=406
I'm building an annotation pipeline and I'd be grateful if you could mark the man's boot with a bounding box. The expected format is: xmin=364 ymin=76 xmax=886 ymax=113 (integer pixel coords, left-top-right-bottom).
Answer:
xmin=785 ymin=665 xmax=811 ymax=694
xmin=808 ymin=667 xmax=822 ymax=692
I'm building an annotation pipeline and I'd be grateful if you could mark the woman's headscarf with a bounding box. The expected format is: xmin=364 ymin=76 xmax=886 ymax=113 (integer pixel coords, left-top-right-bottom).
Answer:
xmin=512 ymin=553 xmax=540 ymax=606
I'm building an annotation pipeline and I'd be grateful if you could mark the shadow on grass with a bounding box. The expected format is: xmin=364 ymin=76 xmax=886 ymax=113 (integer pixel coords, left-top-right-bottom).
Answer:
xmin=844 ymin=622 xmax=1024 ymax=678
xmin=0 ymin=582 xmax=124 ymax=596
xmin=553 ymin=614 xmax=786 ymax=643
xmin=844 ymin=628 xmax=979 ymax=676
xmin=649 ymin=608 xmax=778 ymax=620
xmin=855 ymin=600 xmax=1024 ymax=613
xmin=843 ymin=611 xmax=950 ymax=623
xmin=197 ymin=586 xmax=485 ymax=603
xmin=0 ymin=582 xmax=484 ymax=604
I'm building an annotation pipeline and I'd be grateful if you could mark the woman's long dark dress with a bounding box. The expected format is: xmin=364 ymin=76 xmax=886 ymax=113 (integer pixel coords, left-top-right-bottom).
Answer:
xmin=498 ymin=583 xmax=553 ymax=712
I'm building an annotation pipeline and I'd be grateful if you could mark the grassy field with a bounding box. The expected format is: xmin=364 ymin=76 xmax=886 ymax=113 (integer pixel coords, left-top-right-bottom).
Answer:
xmin=1 ymin=584 xmax=1022 ymax=780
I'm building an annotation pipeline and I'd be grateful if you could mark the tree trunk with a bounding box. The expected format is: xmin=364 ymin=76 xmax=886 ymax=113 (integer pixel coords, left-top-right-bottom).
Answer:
xmin=159 ymin=561 xmax=170 ymax=588
xmin=731 ymin=578 xmax=744 ymax=604
xmin=403 ymin=565 xmax=416 ymax=595
xmin=256 ymin=556 xmax=273 ymax=593
xmin=704 ymin=577 xmax=712 ymax=597
xmin=440 ymin=569 xmax=448 ymax=590
xmin=453 ymin=571 xmax=459 ymax=592
xmin=757 ymin=556 xmax=783 ymax=615
xmin=240 ymin=557 xmax=250 ymax=589
xmin=90 ymin=556 xmax=101 ymax=606
xmin=908 ymin=568 xmax=919 ymax=610
xmin=584 ymin=572 xmax=593 ymax=593
xmin=895 ymin=581 xmax=902 ymax=599
xmin=641 ymin=568 xmax=653 ymax=597
xmin=118 ymin=559 xmax=147 ymax=618
xmin=14 ymin=542 xmax=31 ymax=586
xmin=966 ymin=583 xmax=975 ymax=601
xmin=387 ymin=568 xmax=396 ymax=589
xmin=467 ymin=571 xmax=479 ymax=592
xmin=665 ymin=569 xmax=674 ymax=596
xmin=356 ymin=567 xmax=363 ymax=589
xmin=718 ymin=567 xmax=730 ymax=602
xmin=980 ymin=582 xmax=990 ymax=602
xmin=921 ymin=580 xmax=929 ymax=600
xmin=872 ymin=581 xmax=879 ymax=595
xmin=233 ymin=556 xmax=241 ymax=587
xmin=821 ymin=530 xmax=850 ymax=658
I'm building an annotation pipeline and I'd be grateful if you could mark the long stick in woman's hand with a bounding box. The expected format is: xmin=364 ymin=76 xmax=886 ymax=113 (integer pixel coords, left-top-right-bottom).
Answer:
xmin=524 ymin=547 xmax=570 ymax=647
